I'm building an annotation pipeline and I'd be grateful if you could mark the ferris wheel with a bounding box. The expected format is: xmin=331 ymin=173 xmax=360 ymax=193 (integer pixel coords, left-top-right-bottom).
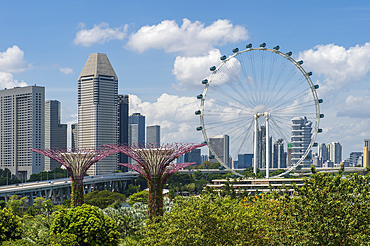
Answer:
xmin=195 ymin=43 xmax=323 ymax=178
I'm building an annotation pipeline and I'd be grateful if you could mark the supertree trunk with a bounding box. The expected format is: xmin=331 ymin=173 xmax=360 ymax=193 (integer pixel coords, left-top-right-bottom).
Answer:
xmin=71 ymin=177 xmax=84 ymax=207
xmin=148 ymin=177 xmax=164 ymax=220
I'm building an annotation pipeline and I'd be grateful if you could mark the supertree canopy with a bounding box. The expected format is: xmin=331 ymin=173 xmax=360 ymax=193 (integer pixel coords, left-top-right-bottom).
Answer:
xmin=104 ymin=142 xmax=206 ymax=220
xmin=30 ymin=148 xmax=117 ymax=207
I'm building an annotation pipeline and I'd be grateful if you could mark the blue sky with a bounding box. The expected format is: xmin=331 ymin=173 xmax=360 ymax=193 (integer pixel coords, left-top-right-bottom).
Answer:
xmin=1 ymin=1 xmax=370 ymax=159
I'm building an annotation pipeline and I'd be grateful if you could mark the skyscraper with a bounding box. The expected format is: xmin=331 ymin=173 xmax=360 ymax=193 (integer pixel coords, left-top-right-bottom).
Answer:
xmin=208 ymin=135 xmax=230 ymax=168
xmin=364 ymin=139 xmax=370 ymax=168
xmin=255 ymin=125 xmax=272 ymax=169
xmin=273 ymin=138 xmax=286 ymax=168
xmin=45 ymin=100 xmax=67 ymax=171
xmin=350 ymin=152 xmax=363 ymax=166
xmin=129 ymin=113 xmax=145 ymax=146
xmin=327 ymin=142 xmax=342 ymax=164
xmin=291 ymin=116 xmax=312 ymax=168
xmin=0 ymin=86 xmax=45 ymax=179
xmin=118 ymin=95 xmax=129 ymax=171
xmin=147 ymin=125 xmax=160 ymax=146
xmin=78 ymin=53 xmax=118 ymax=175
xmin=71 ymin=123 xmax=78 ymax=150
xmin=184 ymin=149 xmax=202 ymax=166
xmin=237 ymin=154 xmax=253 ymax=169
xmin=318 ymin=143 xmax=329 ymax=163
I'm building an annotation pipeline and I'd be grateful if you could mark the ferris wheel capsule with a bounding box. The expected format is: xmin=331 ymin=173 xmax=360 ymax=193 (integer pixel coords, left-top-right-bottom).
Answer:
xmin=260 ymin=43 xmax=266 ymax=47
xmin=273 ymin=45 xmax=280 ymax=50
xmin=220 ymin=55 xmax=227 ymax=61
xmin=246 ymin=43 xmax=252 ymax=49
xmin=232 ymin=48 xmax=239 ymax=53
xmin=286 ymin=51 xmax=292 ymax=56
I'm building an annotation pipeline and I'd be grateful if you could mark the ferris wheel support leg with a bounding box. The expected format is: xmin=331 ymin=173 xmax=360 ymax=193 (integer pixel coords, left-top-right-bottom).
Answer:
xmin=265 ymin=112 xmax=270 ymax=179
xmin=253 ymin=115 xmax=258 ymax=176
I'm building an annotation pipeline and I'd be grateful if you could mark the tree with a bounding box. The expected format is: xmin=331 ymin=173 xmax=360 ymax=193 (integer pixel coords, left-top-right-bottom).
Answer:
xmin=129 ymin=190 xmax=149 ymax=205
xmin=105 ymin=142 xmax=206 ymax=220
xmin=30 ymin=148 xmax=117 ymax=207
xmin=42 ymin=199 xmax=53 ymax=222
xmin=141 ymin=195 xmax=261 ymax=245
xmin=84 ymin=190 xmax=126 ymax=209
xmin=6 ymin=195 xmax=22 ymax=216
xmin=50 ymin=204 xmax=120 ymax=246
xmin=0 ymin=208 xmax=22 ymax=243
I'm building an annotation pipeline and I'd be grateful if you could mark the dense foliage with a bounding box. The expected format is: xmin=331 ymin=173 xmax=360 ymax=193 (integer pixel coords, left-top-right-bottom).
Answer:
xmin=129 ymin=190 xmax=149 ymax=205
xmin=84 ymin=190 xmax=126 ymax=209
xmin=0 ymin=208 xmax=22 ymax=243
xmin=50 ymin=204 xmax=120 ymax=246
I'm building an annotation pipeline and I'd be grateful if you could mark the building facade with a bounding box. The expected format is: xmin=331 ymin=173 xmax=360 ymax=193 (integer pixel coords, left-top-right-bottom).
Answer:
xmin=318 ymin=143 xmax=329 ymax=163
xmin=146 ymin=125 xmax=160 ymax=146
xmin=0 ymin=86 xmax=45 ymax=179
xmin=255 ymin=125 xmax=272 ymax=169
xmin=184 ymin=149 xmax=202 ymax=166
xmin=349 ymin=152 xmax=362 ymax=166
xmin=208 ymin=135 xmax=230 ymax=168
xmin=45 ymin=100 xmax=67 ymax=171
xmin=327 ymin=142 xmax=342 ymax=164
xmin=118 ymin=95 xmax=129 ymax=170
xmin=237 ymin=154 xmax=253 ymax=169
xmin=78 ymin=53 xmax=118 ymax=175
xmin=71 ymin=123 xmax=78 ymax=150
xmin=273 ymin=138 xmax=286 ymax=169
xmin=291 ymin=116 xmax=312 ymax=168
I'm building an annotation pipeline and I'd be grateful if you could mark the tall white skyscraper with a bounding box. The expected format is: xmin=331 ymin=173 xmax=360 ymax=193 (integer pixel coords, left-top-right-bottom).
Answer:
xmin=0 ymin=86 xmax=45 ymax=179
xmin=327 ymin=142 xmax=342 ymax=164
xmin=291 ymin=116 xmax=312 ymax=168
xmin=208 ymin=135 xmax=230 ymax=168
xmin=45 ymin=100 xmax=67 ymax=171
xmin=78 ymin=53 xmax=118 ymax=175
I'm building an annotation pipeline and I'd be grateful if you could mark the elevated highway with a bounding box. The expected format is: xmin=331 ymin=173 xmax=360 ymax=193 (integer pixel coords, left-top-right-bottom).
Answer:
xmin=0 ymin=172 xmax=139 ymax=204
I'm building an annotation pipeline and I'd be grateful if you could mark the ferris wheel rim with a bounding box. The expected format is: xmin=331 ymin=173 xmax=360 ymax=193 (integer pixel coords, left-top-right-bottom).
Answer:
xmin=198 ymin=46 xmax=321 ymax=178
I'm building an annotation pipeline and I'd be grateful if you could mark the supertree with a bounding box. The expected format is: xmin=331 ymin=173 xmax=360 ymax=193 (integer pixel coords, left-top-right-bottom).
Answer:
xmin=104 ymin=142 xmax=206 ymax=220
xmin=30 ymin=148 xmax=117 ymax=207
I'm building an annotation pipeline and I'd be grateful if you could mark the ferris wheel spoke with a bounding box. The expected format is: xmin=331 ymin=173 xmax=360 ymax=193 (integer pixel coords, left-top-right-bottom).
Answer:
xmin=208 ymin=83 xmax=255 ymax=109
xmin=270 ymin=88 xmax=313 ymax=111
xmin=238 ymin=55 xmax=260 ymax=105
xmin=236 ymin=119 xmax=254 ymax=155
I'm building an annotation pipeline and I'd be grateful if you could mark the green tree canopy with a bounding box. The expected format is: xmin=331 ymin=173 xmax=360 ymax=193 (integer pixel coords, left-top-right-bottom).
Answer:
xmin=0 ymin=208 xmax=22 ymax=243
xmin=129 ymin=190 xmax=149 ymax=205
xmin=50 ymin=204 xmax=120 ymax=246
xmin=84 ymin=190 xmax=126 ymax=209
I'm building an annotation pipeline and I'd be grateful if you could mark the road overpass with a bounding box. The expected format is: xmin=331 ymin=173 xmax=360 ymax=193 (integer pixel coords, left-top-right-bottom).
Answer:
xmin=0 ymin=172 xmax=139 ymax=204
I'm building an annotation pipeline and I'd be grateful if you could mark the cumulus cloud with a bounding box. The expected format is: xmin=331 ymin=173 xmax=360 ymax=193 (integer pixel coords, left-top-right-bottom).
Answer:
xmin=0 ymin=45 xmax=31 ymax=73
xmin=336 ymin=94 xmax=370 ymax=118
xmin=60 ymin=67 xmax=74 ymax=74
xmin=172 ymin=49 xmax=221 ymax=90
xmin=0 ymin=72 xmax=27 ymax=89
xmin=298 ymin=42 xmax=370 ymax=93
xmin=74 ymin=22 xmax=128 ymax=47
xmin=127 ymin=18 xmax=249 ymax=56
xmin=129 ymin=93 xmax=203 ymax=143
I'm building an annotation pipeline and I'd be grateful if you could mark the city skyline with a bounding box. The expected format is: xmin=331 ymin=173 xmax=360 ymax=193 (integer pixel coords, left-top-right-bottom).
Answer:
xmin=1 ymin=1 xmax=370 ymax=159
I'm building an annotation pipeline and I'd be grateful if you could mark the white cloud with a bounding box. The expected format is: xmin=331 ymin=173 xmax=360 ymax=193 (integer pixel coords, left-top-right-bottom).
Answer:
xmin=0 ymin=45 xmax=31 ymax=73
xmin=74 ymin=22 xmax=128 ymax=47
xmin=336 ymin=94 xmax=370 ymax=118
xmin=129 ymin=93 xmax=203 ymax=143
xmin=0 ymin=72 xmax=27 ymax=89
xmin=60 ymin=67 xmax=74 ymax=74
xmin=298 ymin=42 xmax=370 ymax=93
xmin=127 ymin=18 xmax=249 ymax=56
xmin=172 ymin=49 xmax=221 ymax=90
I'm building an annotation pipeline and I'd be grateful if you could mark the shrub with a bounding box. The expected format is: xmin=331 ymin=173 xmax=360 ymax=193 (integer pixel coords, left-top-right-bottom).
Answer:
xmin=0 ymin=207 xmax=22 ymax=243
xmin=50 ymin=204 xmax=120 ymax=246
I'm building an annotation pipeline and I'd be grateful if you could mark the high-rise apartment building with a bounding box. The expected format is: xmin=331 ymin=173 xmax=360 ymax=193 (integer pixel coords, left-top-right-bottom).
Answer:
xmin=147 ymin=125 xmax=160 ymax=146
xmin=255 ymin=125 xmax=272 ymax=169
xmin=349 ymin=152 xmax=362 ymax=166
xmin=273 ymin=138 xmax=286 ymax=168
xmin=291 ymin=116 xmax=312 ymax=168
xmin=45 ymin=100 xmax=67 ymax=171
xmin=318 ymin=143 xmax=329 ymax=163
xmin=184 ymin=149 xmax=202 ymax=166
xmin=237 ymin=154 xmax=253 ymax=169
xmin=327 ymin=142 xmax=342 ymax=164
xmin=0 ymin=86 xmax=45 ymax=179
xmin=78 ymin=53 xmax=118 ymax=175
xmin=208 ymin=135 xmax=230 ymax=168
xmin=71 ymin=123 xmax=78 ymax=150
xmin=118 ymin=95 xmax=129 ymax=171
xmin=129 ymin=113 xmax=145 ymax=146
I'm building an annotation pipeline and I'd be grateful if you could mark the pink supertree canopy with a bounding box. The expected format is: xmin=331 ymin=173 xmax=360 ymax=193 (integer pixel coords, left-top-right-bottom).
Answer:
xmin=30 ymin=147 xmax=117 ymax=206
xmin=104 ymin=142 xmax=206 ymax=219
